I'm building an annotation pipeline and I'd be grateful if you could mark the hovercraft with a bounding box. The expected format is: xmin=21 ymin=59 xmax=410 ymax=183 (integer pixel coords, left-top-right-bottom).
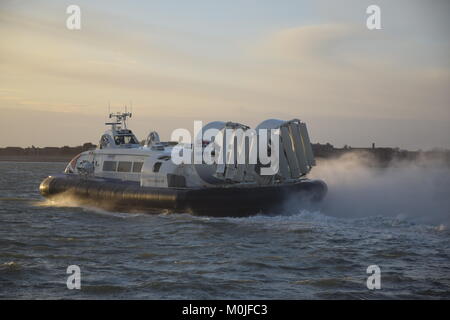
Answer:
xmin=39 ymin=112 xmax=327 ymax=217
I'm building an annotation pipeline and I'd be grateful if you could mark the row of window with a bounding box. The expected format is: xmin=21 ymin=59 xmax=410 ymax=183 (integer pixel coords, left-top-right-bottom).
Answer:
xmin=103 ymin=161 xmax=143 ymax=173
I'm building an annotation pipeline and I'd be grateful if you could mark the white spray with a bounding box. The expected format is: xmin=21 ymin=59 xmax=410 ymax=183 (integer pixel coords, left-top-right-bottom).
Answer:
xmin=308 ymin=152 xmax=450 ymax=226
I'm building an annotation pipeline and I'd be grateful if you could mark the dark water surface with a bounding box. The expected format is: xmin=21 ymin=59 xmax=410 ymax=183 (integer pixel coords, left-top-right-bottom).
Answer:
xmin=0 ymin=162 xmax=449 ymax=299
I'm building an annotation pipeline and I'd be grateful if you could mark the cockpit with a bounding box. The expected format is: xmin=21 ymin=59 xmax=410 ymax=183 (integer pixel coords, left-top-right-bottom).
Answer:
xmin=114 ymin=134 xmax=139 ymax=146
xmin=99 ymin=112 xmax=141 ymax=149
xmin=99 ymin=130 xmax=140 ymax=149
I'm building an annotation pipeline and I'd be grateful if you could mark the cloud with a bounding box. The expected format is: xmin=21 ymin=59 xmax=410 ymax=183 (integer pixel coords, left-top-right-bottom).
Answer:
xmin=260 ymin=24 xmax=359 ymax=62
xmin=251 ymin=23 xmax=450 ymax=121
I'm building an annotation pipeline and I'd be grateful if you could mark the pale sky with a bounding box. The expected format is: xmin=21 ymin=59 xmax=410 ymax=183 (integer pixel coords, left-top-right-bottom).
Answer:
xmin=0 ymin=0 xmax=449 ymax=150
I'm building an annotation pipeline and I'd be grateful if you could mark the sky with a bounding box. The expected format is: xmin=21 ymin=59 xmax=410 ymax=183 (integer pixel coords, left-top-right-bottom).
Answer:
xmin=0 ymin=0 xmax=449 ymax=150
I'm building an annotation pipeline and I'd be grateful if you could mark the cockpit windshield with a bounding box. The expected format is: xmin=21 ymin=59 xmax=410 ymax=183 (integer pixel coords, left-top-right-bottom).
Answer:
xmin=114 ymin=135 xmax=139 ymax=145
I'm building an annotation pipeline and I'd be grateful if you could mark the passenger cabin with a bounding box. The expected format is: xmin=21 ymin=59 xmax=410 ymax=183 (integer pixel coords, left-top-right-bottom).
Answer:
xmin=64 ymin=112 xmax=316 ymax=190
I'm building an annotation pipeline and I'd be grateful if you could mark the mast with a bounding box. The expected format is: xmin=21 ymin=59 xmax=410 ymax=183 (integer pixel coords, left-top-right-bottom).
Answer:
xmin=105 ymin=111 xmax=132 ymax=131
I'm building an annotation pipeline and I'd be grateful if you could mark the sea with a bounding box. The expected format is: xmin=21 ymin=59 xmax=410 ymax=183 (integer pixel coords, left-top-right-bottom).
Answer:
xmin=0 ymin=158 xmax=449 ymax=299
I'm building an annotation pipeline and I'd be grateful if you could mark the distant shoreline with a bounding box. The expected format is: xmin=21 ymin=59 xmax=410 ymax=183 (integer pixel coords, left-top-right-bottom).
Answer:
xmin=1 ymin=143 xmax=449 ymax=166
xmin=0 ymin=156 xmax=71 ymax=162
xmin=0 ymin=143 xmax=96 ymax=163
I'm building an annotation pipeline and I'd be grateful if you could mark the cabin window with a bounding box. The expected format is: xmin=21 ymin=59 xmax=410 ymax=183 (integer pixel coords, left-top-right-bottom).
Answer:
xmin=103 ymin=161 xmax=117 ymax=172
xmin=114 ymin=135 xmax=139 ymax=145
xmin=132 ymin=162 xmax=143 ymax=173
xmin=117 ymin=161 xmax=132 ymax=172
xmin=124 ymin=135 xmax=138 ymax=144
xmin=153 ymin=162 xmax=162 ymax=172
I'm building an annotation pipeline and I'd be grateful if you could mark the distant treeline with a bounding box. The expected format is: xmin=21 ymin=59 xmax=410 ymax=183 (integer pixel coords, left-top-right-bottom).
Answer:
xmin=313 ymin=143 xmax=450 ymax=166
xmin=0 ymin=142 xmax=449 ymax=166
xmin=0 ymin=143 xmax=97 ymax=157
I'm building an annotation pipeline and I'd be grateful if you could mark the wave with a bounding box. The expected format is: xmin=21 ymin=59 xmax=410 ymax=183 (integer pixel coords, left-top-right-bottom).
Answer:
xmin=33 ymin=193 xmax=143 ymax=219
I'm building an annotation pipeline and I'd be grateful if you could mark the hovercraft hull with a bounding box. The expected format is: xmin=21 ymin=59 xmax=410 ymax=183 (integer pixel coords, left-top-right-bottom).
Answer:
xmin=39 ymin=175 xmax=327 ymax=217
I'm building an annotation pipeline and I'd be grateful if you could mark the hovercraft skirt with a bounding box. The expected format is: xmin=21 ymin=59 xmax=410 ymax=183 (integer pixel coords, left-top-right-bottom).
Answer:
xmin=39 ymin=175 xmax=327 ymax=217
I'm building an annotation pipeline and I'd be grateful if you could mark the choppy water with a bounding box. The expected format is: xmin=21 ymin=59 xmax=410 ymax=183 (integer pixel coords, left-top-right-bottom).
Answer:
xmin=0 ymin=161 xmax=449 ymax=299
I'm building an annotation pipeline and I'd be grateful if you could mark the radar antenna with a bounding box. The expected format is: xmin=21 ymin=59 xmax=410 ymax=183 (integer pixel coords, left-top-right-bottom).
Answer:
xmin=106 ymin=111 xmax=132 ymax=130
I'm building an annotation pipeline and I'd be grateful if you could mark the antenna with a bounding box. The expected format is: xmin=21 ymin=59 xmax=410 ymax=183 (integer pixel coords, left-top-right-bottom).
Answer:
xmin=105 ymin=102 xmax=133 ymax=130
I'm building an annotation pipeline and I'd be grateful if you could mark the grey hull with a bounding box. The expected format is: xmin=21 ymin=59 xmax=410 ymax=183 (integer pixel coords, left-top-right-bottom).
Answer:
xmin=39 ymin=175 xmax=327 ymax=217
